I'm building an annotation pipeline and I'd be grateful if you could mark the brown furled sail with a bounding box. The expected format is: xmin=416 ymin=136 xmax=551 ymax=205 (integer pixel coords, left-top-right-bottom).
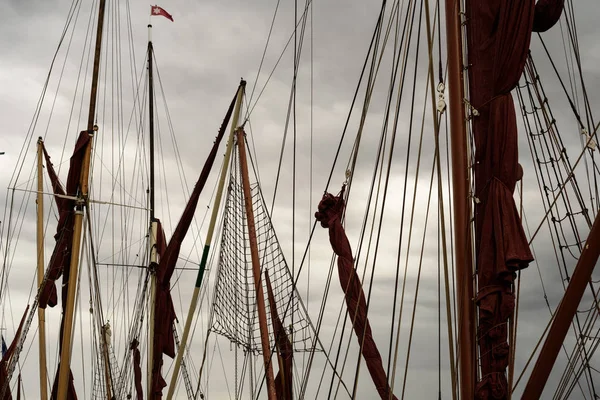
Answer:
xmin=130 ymin=339 xmax=143 ymax=400
xmin=39 ymin=131 xmax=91 ymax=309
xmin=39 ymin=133 xmax=90 ymax=399
xmin=150 ymin=93 xmax=237 ymax=398
xmin=50 ymin=367 xmax=78 ymax=400
xmin=265 ymin=270 xmax=293 ymax=400
xmin=15 ymin=374 xmax=20 ymax=400
xmin=0 ymin=306 xmax=29 ymax=400
xmin=466 ymin=0 xmax=564 ymax=398
xmin=315 ymin=186 xmax=397 ymax=400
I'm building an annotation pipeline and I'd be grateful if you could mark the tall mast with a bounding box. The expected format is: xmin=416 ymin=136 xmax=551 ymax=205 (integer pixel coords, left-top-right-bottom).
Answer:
xmin=148 ymin=24 xmax=156 ymax=223
xmin=166 ymin=79 xmax=245 ymax=400
xmin=56 ymin=0 xmax=106 ymax=397
xmin=147 ymin=24 xmax=159 ymax=398
xmin=36 ymin=137 xmax=48 ymax=400
xmin=444 ymin=0 xmax=476 ymax=398
xmin=237 ymin=128 xmax=277 ymax=400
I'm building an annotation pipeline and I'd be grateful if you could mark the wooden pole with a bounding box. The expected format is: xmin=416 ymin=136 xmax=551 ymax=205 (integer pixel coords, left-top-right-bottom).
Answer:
xmin=147 ymin=25 xmax=158 ymax=397
xmin=148 ymin=221 xmax=158 ymax=397
xmin=165 ymin=80 xmax=245 ymax=400
xmin=444 ymin=0 xmax=476 ymax=398
xmin=36 ymin=137 xmax=48 ymax=400
xmin=521 ymin=211 xmax=600 ymax=399
xmin=101 ymin=324 xmax=112 ymax=400
xmin=237 ymin=128 xmax=277 ymax=400
xmin=56 ymin=0 xmax=106 ymax=397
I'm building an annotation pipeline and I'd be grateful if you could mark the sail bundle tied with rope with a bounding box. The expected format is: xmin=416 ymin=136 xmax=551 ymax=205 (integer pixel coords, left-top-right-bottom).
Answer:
xmin=39 ymin=131 xmax=90 ymax=309
xmin=0 ymin=306 xmax=29 ymax=400
xmin=38 ymin=132 xmax=91 ymax=399
xmin=315 ymin=186 xmax=397 ymax=400
xmin=467 ymin=0 xmax=564 ymax=398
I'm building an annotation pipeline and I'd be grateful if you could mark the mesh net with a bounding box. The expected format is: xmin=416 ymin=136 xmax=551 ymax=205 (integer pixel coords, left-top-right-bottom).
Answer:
xmin=211 ymin=143 xmax=314 ymax=354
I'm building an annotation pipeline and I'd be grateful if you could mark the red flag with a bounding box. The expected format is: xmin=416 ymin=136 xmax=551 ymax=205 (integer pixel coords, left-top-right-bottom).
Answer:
xmin=150 ymin=5 xmax=173 ymax=21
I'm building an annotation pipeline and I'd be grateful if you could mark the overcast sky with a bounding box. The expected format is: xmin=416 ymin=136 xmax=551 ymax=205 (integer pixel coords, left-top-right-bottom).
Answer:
xmin=0 ymin=0 xmax=599 ymax=399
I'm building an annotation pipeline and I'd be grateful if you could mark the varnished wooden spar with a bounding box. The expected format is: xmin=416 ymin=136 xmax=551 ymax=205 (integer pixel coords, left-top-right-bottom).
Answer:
xmin=36 ymin=138 xmax=48 ymax=400
xmin=521 ymin=210 xmax=600 ymax=399
xmin=443 ymin=0 xmax=476 ymax=398
xmin=237 ymin=128 xmax=277 ymax=400
xmin=56 ymin=0 xmax=106 ymax=398
xmin=147 ymin=24 xmax=158 ymax=398
xmin=101 ymin=324 xmax=112 ymax=400
xmin=166 ymin=80 xmax=245 ymax=400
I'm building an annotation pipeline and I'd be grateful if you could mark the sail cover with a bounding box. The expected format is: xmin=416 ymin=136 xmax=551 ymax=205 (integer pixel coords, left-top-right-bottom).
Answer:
xmin=150 ymin=93 xmax=236 ymax=398
xmin=466 ymin=0 xmax=564 ymax=398
xmin=315 ymin=186 xmax=397 ymax=400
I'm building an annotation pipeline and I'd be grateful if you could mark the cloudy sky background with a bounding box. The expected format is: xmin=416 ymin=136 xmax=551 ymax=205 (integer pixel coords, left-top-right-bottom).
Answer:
xmin=0 ymin=0 xmax=599 ymax=399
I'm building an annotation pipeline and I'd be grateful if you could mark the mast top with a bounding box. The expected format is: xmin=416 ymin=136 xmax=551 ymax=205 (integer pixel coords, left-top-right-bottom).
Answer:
xmin=148 ymin=24 xmax=152 ymax=43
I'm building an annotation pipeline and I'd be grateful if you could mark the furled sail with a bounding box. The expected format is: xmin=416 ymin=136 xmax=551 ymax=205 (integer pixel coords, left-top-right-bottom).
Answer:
xmin=150 ymin=93 xmax=237 ymax=398
xmin=466 ymin=0 xmax=564 ymax=398
xmin=265 ymin=270 xmax=293 ymax=400
xmin=39 ymin=132 xmax=90 ymax=309
xmin=0 ymin=306 xmax=29 ymax=400
xmin=315 ymin=186 xmax=397 ymax=400
xmin=130 ymin=339 xmax=143 ymax=400
xmin=39 ymin=133 xmax=91 ymax=399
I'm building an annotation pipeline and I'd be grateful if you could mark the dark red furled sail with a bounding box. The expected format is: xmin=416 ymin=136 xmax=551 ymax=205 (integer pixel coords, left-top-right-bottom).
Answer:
xmin=466 ymin=1 xmax=563 ymax=398
xmin=0 ymin=306 xmax=29 ymax=400
xmin=15 ymin=374 xmax=20 ymax=400
xmin=315 ymin=186 xmax=397 ymax=400
xmin=39 ymin=134 xmax=89 ymax=399
xmin=150 ymin=93 xmax=237 ymax=399
xmin=265 ymin=270 xmax=293 ymax=400
xmin=50 ymin=367 xmax=78 ymax=400
xmin=130 ymin=339 xmax=143 ymax=400
xmin=39 ymin=131 xmax=90 ymax=309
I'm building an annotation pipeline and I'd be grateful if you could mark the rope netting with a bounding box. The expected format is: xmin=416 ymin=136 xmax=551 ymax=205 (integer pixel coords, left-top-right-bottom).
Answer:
xmin=211 ymin=154 xmax=314 ymax=354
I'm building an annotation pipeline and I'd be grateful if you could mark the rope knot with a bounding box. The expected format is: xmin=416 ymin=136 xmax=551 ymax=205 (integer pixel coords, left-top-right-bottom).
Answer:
xmin=315 ymin=185 xmax=346 ymax=228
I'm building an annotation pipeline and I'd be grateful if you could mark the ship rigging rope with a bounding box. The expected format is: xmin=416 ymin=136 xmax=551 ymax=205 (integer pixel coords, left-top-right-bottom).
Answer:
xmin=229 ymin=0 xmax=396 ymax=396
xmin=518 ymin=60 xmax=595 ymax=393
xmin=307 ymin=1 xmax=392 ymax=397
xmin=253 ymin=0 xmax=457 ymax=397
xmin=514 ymin=25 xmax=600 ymax=396
xmin=0 ymin=0 xmax=84 ymax=308
xmin=245 ymin=0 xmax=282 ymax=120
xmin=347 ymin=0 xmax=426 ymax=397
xmin=0 ymin=0 xmax=99 ymax=384
xmin=536 ymin=33 xmax=599 ymax=178
xmin=243 ymin=0 xmax=313 ymax=123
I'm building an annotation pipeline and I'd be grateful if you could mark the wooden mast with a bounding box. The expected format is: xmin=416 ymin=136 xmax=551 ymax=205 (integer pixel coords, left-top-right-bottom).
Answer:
xmin=165 ymin=79 xmax=245 ymax=400
xmin=56 ymin=0 xmax=106 ymax=397
xmin=443 ymin=0 xmax=476 ymax=398
xmin=236 ymin=128 xmax=277 ymax=400
xmin=147 ymin=24 xmax=159 ymax=398
xmin=101 ymin=324 xmax=113 ymax=400
xmin=36 ymin=137 xmax=48 ymax=400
